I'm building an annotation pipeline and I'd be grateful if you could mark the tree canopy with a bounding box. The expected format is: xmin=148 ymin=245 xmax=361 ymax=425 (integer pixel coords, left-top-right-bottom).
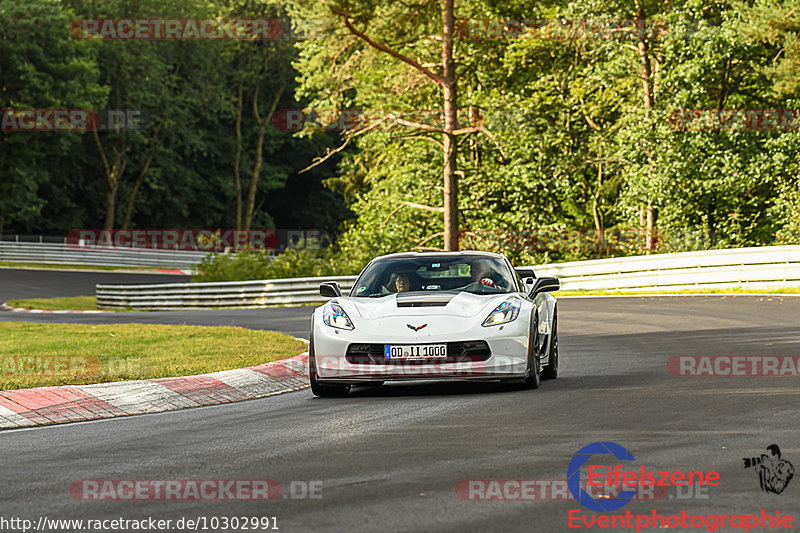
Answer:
xmin=1 ymin=0 xmax=798 ymax=271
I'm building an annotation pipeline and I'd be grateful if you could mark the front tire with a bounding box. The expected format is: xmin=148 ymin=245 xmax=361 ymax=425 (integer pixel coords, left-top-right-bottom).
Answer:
xmin=521 ymin=315 xmax=541 ymax=389
xmin=541 ymin=308 xmax=558 ymax=380
xmin=309 ymin=335 xmax=350 ymax=397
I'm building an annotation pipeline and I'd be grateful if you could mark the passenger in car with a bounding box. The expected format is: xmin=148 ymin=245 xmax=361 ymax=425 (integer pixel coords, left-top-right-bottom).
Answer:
xmin=471 ymin=267 xmax=503 ymax=290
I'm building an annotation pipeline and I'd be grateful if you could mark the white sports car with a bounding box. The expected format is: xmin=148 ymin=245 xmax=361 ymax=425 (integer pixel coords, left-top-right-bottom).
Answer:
xmin=309 ymin=251 xmax=560 ymax=396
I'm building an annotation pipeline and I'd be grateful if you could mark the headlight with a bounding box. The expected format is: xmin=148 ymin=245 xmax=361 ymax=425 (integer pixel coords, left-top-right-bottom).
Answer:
xmin=482 ymin=298 xmax=521 ymax=327
xmin=323 ymin=301 xmax=354 ymax=330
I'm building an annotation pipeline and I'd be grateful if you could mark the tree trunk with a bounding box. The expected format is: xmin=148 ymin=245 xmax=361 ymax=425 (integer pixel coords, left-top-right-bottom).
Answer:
xmin=234 ymin=80 xmax=244 ymax=231
xmin=707 ymin=200 xmax=716 ymax=246
xmin=243 ymin=85 xmax=284 ymax=233
xmin=592 ymin=164 xmax=604 ymax=253
xmin=469 ymin=104 xmax=479 ymax=168
xmin=121 ymin=143 xmax=156 ymax=231
xmin=442 ymin=0 xmax=458 ymax=251
xmin=635 ymin=0 xmax=656 ymax=254
xmin=104 ymin=150 xmax=125 ymax=238
xmin=121 ymin=182 xmax=140 ymax=232
xmin=244 ymin=116 xmax=268 ymax=234
xmin=323 ymin=0 xmax=462 ymax=250
xmin=93 ymin=130 xmax=126 ymax=242
xmin=104 ymin=185 xmax=117 ymax=238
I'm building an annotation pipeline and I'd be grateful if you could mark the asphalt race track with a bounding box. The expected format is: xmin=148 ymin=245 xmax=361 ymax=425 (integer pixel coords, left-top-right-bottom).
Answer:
xmin=1 ymin=269 xmax=799 ymax=532
xmin=0 ymin=306 xmax=314 ymax=338
xmin=0 ymin=268 xmax=190 ymax=301
xmin=0 ymin=268 xmax=312 ymax=337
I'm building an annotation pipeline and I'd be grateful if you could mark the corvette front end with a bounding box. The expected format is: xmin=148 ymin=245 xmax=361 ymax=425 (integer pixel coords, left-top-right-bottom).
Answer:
xmin=309 ymin=251 xmax=559 ymax=396
xmin=312 ymin=289 xmax=533 ymax=383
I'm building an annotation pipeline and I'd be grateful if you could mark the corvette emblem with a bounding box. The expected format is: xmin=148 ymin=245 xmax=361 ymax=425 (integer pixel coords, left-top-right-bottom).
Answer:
xmin=407 ymin=323 xmax=427 ymax=332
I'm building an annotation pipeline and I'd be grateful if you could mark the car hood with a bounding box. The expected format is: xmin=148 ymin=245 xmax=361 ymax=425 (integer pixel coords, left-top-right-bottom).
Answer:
xmin=342 ymin=291 xmax=513 ymax=319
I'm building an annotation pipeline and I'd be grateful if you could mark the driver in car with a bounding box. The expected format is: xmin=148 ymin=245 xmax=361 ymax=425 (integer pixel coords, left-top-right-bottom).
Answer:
xmin=394 ymin=272 xmax=411 ymax=292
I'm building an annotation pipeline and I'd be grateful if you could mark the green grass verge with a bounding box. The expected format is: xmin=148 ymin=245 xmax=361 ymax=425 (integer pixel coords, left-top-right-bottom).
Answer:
xmin=0 ymin=322 xmax=306 ymax=390
xmin=0 ymin=262 xmax=168 ymax=272
xmin=557 ymin=287 xmax=800 ymax=297
xmin=6 ymin=296 xmax=102 ymax=311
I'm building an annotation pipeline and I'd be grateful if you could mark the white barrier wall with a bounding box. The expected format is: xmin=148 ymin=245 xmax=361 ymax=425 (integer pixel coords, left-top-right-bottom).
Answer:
xmin=95 ymin=245 xmax=800 ymax=310
xmin=97 ymin=276 xmax=359 ymax=309
xmin=0 ymin=241 xmax=207 ymax=268
xmin=529 ymin=245 xmax=800 ymax=292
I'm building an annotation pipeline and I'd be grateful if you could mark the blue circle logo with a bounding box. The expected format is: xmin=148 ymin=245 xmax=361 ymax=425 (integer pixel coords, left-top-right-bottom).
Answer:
xmin=567 ymin=441 xmax=637 ymax=512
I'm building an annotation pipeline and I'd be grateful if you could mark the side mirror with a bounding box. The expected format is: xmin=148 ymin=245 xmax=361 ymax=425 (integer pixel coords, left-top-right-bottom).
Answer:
xmin=530 ymin=277 xmax=559 ymax=297
xmin=516 ymin=268 xmax=535 ymax=280
xmin=522 ymin=276 xmax=535 ymax=293
xmin=319 ymin=281 xmax=342 ymax=298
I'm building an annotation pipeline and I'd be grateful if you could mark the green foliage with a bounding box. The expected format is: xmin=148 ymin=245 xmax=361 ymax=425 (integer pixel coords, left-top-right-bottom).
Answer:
xmin=295 ymin=0 xmax=800 ymax=269
xmin=1 ymin=0 xmax=349 ymax=237
xmin=261 ymin=247 xmax=340 ymax=278
xmin=193 ymin=246 xmax=349 ymax=282
xmin=194 ymin=251 xmax=274 ymax=282
xmin=3 ymin=0 xmax=800 ymax=272
xmin=0 ymin=0 xmax=105 ymax=230
xmin=734 ymin=0 xmax=800 ymax=97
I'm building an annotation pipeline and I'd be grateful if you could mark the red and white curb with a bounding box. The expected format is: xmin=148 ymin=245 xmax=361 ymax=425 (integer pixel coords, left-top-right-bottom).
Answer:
xmin=154 ymin=268 xmax=194 ymax=275
xmin=1 ymin=302 xmax=114 ymax=314
xmin=0 ymin=346 xmax=311 ymax=429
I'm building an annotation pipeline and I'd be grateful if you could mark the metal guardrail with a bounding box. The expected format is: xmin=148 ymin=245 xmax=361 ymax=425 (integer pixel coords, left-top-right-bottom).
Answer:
xmin=95 ymin=245 xmax=800 ymax=310
xmin=529 ymin=245 xmax=800 ymax=291
xmin=0 ymin=241 xmax=207 ymax=269
xmin=97 ymin=276 xmax=359 ymax=310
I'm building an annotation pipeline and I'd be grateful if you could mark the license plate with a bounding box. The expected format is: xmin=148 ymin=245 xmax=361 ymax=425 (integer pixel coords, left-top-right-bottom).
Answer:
xmin=384 ymin=344 xmax=447 ymax=359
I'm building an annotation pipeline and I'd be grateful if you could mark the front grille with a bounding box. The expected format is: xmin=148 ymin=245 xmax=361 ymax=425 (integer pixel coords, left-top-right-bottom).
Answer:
xmin=346 ymin=341 xmax=491 ymax=365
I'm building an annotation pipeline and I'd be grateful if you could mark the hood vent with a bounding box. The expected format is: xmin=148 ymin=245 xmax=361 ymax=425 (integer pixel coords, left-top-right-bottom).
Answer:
xmin=395 ymin=292 xmax=454 ymax=307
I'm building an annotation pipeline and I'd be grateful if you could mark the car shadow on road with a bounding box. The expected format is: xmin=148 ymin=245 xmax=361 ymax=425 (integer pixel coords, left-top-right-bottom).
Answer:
xmin=343 ymin=380 xmax=541 ymax=397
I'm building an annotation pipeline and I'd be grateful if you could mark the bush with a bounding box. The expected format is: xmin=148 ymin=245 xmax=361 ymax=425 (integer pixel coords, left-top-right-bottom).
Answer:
xmin=193 ymin=251 xmax=271 ymax=282
xmin=193 ymin=247 xmax=347 ymax=282
xmin=263 ymin=248 xmax=335 ymax=279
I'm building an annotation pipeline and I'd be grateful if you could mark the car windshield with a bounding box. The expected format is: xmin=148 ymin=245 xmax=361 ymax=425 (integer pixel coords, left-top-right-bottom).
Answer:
xmin=351 ymin=255 xmax=517 ymax=297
